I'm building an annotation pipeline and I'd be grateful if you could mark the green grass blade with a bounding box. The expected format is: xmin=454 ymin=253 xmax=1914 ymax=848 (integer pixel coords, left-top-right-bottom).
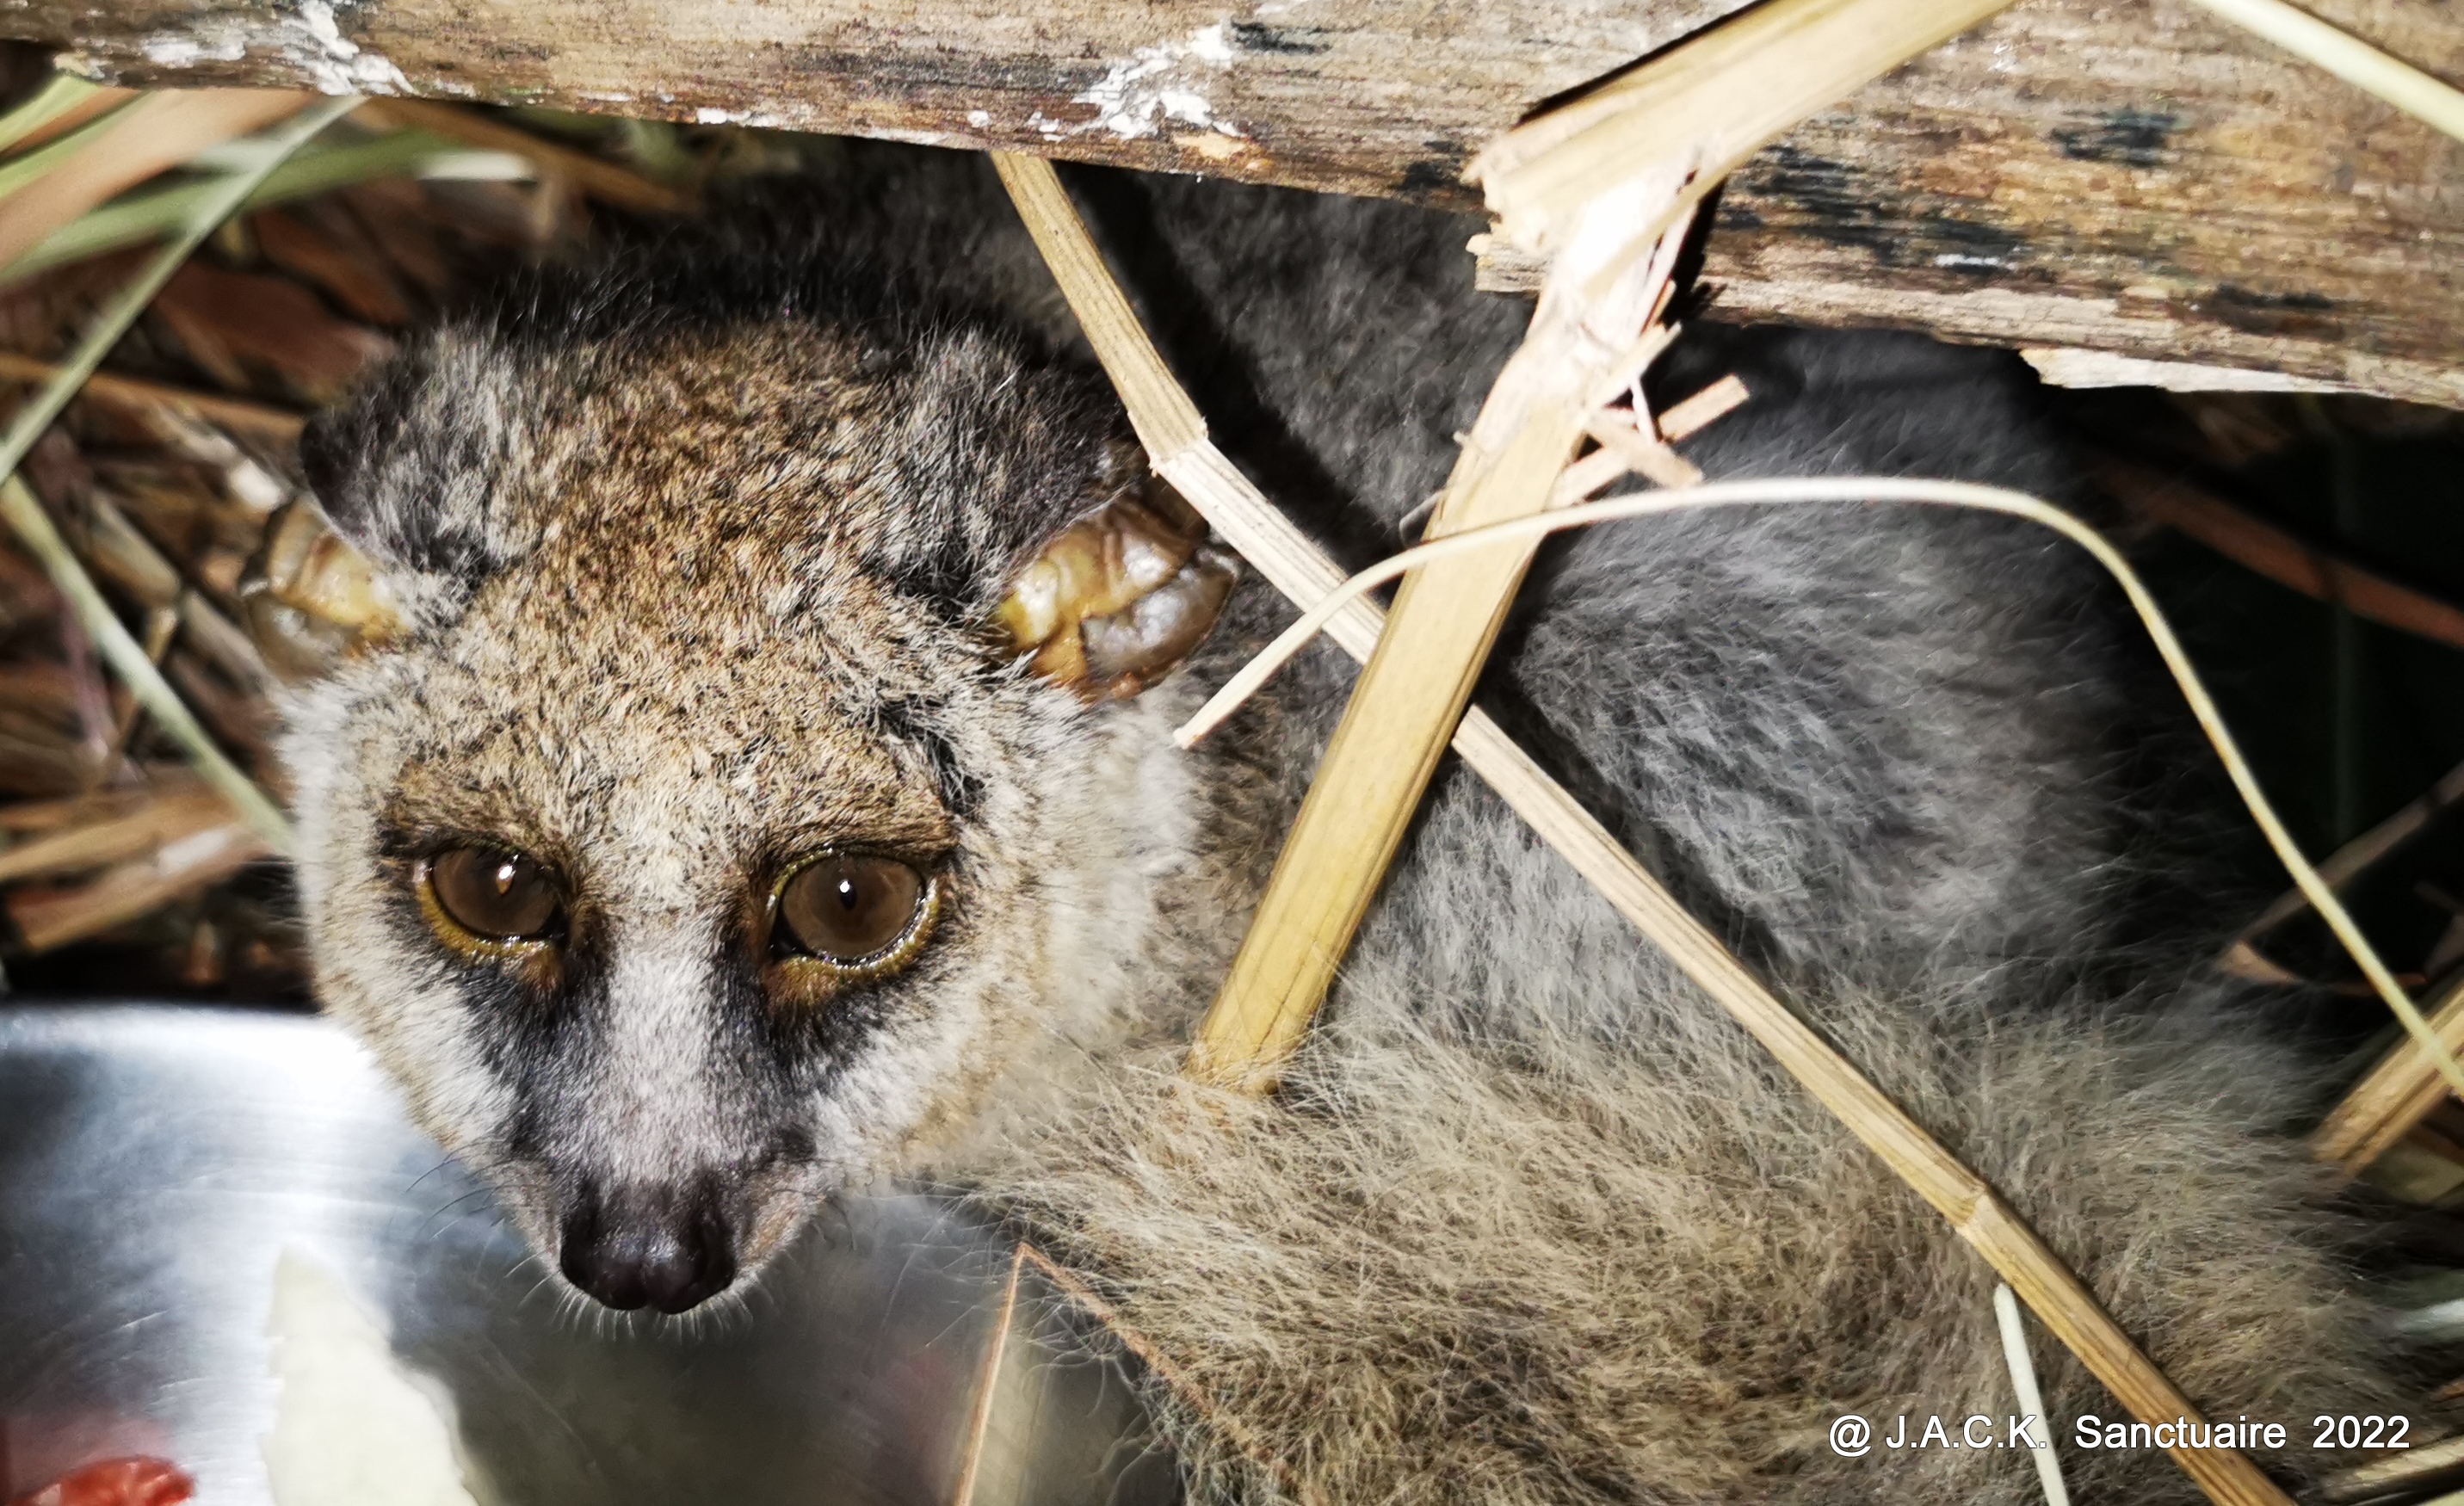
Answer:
xmin=0 ymin=74 xmax=103 ymax=156
xmin=0 ymin=98 xmax=135 ymax=203
xmin=0 ymin=128 xmax=460 ymax=287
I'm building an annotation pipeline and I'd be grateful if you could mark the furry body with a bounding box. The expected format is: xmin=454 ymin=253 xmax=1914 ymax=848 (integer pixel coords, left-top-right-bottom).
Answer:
xmin=285 ymin=151 xmax=2418 ymax=1502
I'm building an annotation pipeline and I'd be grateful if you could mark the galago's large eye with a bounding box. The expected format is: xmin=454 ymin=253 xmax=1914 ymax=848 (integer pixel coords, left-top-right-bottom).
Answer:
xmin=773 ymin=854 xmax=936 ymax=971
xmin=424 ymin=846 xmax=563 ymax=941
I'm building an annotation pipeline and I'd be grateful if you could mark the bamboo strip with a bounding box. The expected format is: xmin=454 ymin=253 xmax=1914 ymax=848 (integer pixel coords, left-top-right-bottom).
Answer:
xmin=1548 ymin=446 xmax=1638 ymax=510
xmin=75 ymin=492 xmax=182 ymax=608
xmin=102 ymin=605 xmax=182 ymax=773
xmin=2323 ymin=1432 xmax=2464 ymax=1503
xmin=987 ymin=156 xmax=1205 ymax=461
xmin=1192 ymin=176 xmax=1690 ymax=1089
xmin=1191 ymin=410 xmax=1578 ymax=1082
xmin=59 ymin=599 xmax=110 ymax=770
xmin=164 ymin=650 xmax=271 ymax=767
xmin=177 ymin=589 xmax=274 ymax=694
xmin=7 ymin=818 xmax=269 ymax=952
xmin=0 ymin=787 xmax=157 ymax=834
xmin=1583 ymin=410 xmax=1703 ymax=489
xmin=994 ymin=150 xmax=2292 ymax=1506
xmin=1656 ymin=374 xmax=1751 ymax=444
xmin=989 ymin=155 xmax=1374 ymax=662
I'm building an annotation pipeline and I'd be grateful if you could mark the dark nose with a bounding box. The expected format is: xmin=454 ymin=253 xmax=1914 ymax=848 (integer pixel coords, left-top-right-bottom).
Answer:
xmin=558 ymin=1182 xmax=738 ymax=1314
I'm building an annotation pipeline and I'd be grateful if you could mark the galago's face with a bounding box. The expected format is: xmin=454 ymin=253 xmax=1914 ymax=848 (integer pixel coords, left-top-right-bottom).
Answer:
xmin=282 ymin=291 xmax=1233 ymax=1312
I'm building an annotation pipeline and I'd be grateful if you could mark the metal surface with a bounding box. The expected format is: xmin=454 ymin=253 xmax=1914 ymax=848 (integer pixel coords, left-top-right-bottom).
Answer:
xmin=0 ymin=1004 xmax=1177 ymax=1505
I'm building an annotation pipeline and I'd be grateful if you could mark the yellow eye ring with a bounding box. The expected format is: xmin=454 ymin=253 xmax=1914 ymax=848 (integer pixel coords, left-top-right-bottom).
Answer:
xmin=413 ymin=846 xmax=566 ymax=985
xmin=764 ymin=851 xmax=943 ymax=992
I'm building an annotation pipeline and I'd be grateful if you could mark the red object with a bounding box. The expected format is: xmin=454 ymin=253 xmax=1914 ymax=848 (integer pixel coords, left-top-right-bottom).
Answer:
xmin=7 ymin=1458 xmax=195 ymax=1506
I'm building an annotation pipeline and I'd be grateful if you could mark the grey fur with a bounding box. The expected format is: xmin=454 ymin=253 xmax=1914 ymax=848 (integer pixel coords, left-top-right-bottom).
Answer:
xmin=281 ymin=149 xmax=2421 ymax=1503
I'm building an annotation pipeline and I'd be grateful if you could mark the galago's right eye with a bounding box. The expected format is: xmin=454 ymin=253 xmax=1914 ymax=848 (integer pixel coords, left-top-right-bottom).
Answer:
xmin=422 ymin=846 xmax=564 ymax=942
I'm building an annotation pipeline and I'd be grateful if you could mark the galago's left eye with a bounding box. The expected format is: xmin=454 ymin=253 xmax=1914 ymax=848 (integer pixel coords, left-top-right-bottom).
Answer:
xmin=772 ymin=853 xmax=936 ymax=970
xmin=425 ymin=845 xmax=564 ymax=942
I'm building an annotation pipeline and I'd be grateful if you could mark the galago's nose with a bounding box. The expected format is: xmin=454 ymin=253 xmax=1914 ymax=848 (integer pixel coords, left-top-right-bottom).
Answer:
xmin=558 ymin=1181 xmax=738 ymax=1313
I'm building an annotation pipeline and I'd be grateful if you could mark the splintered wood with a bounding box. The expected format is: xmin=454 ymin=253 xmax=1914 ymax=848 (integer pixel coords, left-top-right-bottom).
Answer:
xmin=1467 ymin=0 xmax=2017 ymax=264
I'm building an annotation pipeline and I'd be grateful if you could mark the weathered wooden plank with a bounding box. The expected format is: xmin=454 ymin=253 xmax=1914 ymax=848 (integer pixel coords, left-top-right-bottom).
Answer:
xmin=2 ymin=0 xmax=2458 ymax=403
xmin=3 ymin=0 xmax=1752 ymax=198
xmin=1704 ymin=0 xmax=2464 ymax=405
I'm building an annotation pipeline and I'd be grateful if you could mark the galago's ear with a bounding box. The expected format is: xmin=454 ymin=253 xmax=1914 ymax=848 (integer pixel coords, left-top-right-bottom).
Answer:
xmin=240 ymin=497 xmax=404 ymax=679
xmin=993 ymin=441 xmax=1237 ymax=702
xmin=296 ymin=326 xmax=542 ymax=611
xmin=253 ymin=500 xmax=402 ymax=639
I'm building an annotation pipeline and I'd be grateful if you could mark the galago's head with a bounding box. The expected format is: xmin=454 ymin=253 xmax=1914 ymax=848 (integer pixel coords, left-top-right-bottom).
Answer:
xmin=280 ymin=241 xmax=1233 ymax=1313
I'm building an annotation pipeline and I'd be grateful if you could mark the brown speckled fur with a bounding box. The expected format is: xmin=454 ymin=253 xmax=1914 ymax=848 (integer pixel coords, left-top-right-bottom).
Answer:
xmin=283 ymin=150 xmax=2429 ymax=1503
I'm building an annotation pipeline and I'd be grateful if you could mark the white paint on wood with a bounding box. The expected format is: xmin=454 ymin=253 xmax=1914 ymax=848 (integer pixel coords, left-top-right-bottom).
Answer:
xmin=294 ymin=0 xmax=413 ymax=95
xmin=1072 ymin=20 xmax=1247 ymax=140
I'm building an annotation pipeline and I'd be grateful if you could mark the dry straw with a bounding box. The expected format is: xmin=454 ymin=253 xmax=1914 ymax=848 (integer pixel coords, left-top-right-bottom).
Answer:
xmin=0 ymin=90 xmax=355 ymax=854
xmin=2319 ymin=972 xmax=2464 ymax=1170
xmin=1010 ymin=0 xmax=2464 ymax=1490
xmin=1190 ymin=169 xmax=1699 ymax=1089
xmin=1461 ymin=0 xmax=2464 ymax=1179
xmin=995 ymin=151 xmax=2297 ymax=1506
xmin=1165 ymin=454 xmax=2464 ymax=1124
